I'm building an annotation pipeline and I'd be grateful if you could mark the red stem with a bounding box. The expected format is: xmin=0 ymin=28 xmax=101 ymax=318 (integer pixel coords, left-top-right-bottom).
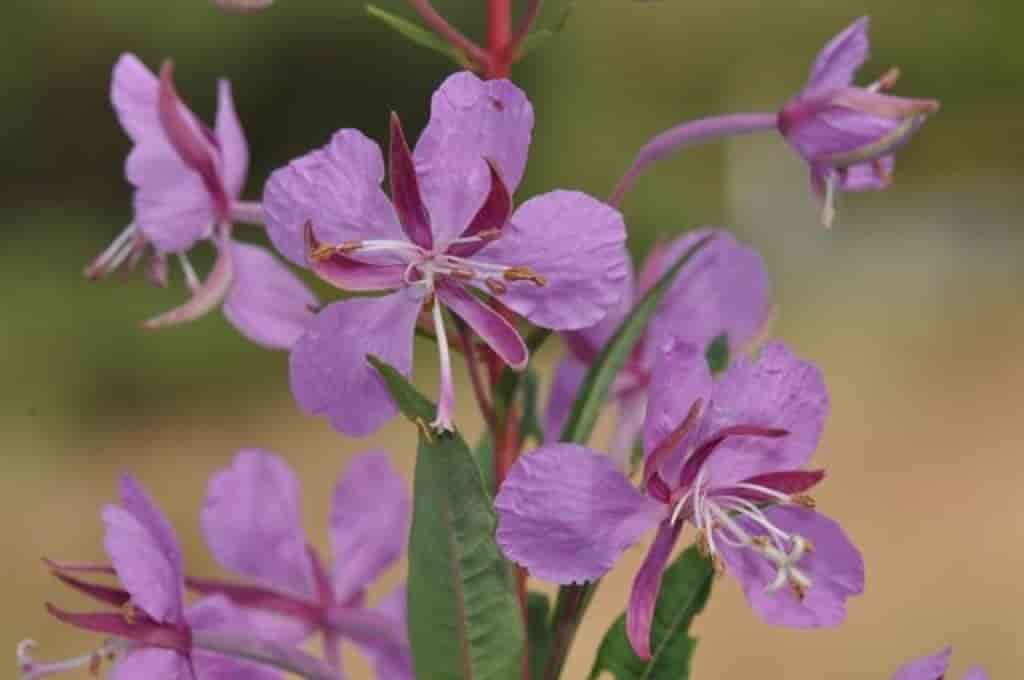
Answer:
xmin=509 ymin=0 xmax=542 ymax=54
xmin=487 ymin=0 xmax=513 ymax=78
xmin=408 ymin=0 xmax=490 ymax=69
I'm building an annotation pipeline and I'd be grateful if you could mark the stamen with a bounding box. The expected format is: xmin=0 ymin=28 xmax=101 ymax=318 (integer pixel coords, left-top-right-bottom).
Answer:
xmin=873 ymin=158 xmax=893 ymax=187
xmin=792 ymin=494 xmax=816 ymax=509
xmin=503 ymin=266 xmax=547 ymax=287
xmin=429 ymin=295 xmax=455 ymax=433
xmin=821 ymin=173 xmax=837 ymax=229
xmin=178 ymin=254 xmax=200 ymax=292
xmin=868 ymin=66 xmax=901 ymax=92
xmin=484 ymin=279 xmax=507 ymax=296
xmin=448 ymin=265 xmax=477 ymax=280
xmin=86 ymin=224 xmax=138 ymax=279
xmin=17 ymin=640 xmax=118 ymax=680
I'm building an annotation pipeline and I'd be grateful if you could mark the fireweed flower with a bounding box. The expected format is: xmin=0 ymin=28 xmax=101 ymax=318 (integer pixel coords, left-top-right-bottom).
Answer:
xmin=87 ymin=53 xmax=318 ymax=349
xmin=263 ymin=71 xmax=628 ymax=435
xmin=544 ymin=228 xmax=770 ymax=467
xmin=191 ymin=449 xmax=413 ymax=679
xmin=778 ymin=17 xmax=940 ymax=227
xmin=892 ymin=647 xmax=988 ymax=680
xmin=31 ymin=474 xmax=279 ymax=680
xmin=496 ymin=340 xmax=863 ymax=659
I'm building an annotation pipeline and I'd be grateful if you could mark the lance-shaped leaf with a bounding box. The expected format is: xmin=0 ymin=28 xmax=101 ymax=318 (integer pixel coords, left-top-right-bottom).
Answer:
xmin=588 ymin=546 xmax=713 ymax=680
xmin=559 ymin=234 xmax=713 ymax=445
xmin=366 ymin=5 xmax=470 ymax=67
xmin=369 ymin=356 xmax=524 ymax=680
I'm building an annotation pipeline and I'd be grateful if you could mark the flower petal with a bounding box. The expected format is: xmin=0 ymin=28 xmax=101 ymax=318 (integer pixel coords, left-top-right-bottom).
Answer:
xmin=264 ymin=129 xmax=404 ymax=267
xmin=717 ymin=506 xmax=863 ymax=628
xmin=646 ymin=229 xmax=771 ymax=364
xmin=351 ymin=586 xmax=415 ymax=680
xmin=103 ymin=475 xmax=185 ymax=625
xmin=142 ymin=236 xmax=234 ymax=330
xmin=543 ymin=355 xmax=587 ymax=443
xmin=446 ymin=159 xmax=513 ymax=259
xmin=330 ymin=451 xmax=410 ymax=602
xmin=215 ymin=79 xmax=249 ymax=200
xmin=891 ymin=647 xmax=953 ymax=680
xmin=438 ymin=282 xmax=527 ymax=369
xmin=838 ymin=156 xmax=895 ymax=192
xmin=495 ymin=444 xmax=665 ymax=584
xmin=305 ymin=221 xmax=407 ymax=291
xmin=222 ymin=241 xmax=318 ymax=349
xmin=642 ymin=339 xmax=713 ymax=465
xmin=111 ymin=648 xmax=190 ymax=680
xmin=804 ymin=17 xmax=870 ymax=97
xmin=963 ymin=667 xmax=990 ymax=680
xmin=702 ymin=342 xmax=829 ymax=486
xmin=626 ymin=520 xmax=681 ymax=660
xmin=290 ymin=292 xmax=422 ymax=436
xmin=473 ymin=190 xmax=629 ymax=331
xmin=389 ymin=113 xmax=434 ymax=249
xmin=187 ymin=596 xmax=284 ymax=680
xmin=201 ymin=450 xmax=315 ymax=599
xmin=414 ymin=71 xmax=533 ymax=245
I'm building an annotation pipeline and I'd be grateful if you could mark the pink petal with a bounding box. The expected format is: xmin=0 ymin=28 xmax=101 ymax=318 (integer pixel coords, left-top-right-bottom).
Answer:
xmin=438 ymin=282 xmax=527 ymax=369
xmin=701 ymin=342 xmax=829 ymax=486
xmin=304 ymin=221 xmax=406 ymax=291
xmin=103 ymin=475 xmax=185 ymax=625
xmin=473 ymin=190 xmax=629 ymax=331
xmin=215 ymin=79 xmax=249 ymax=200
xmin=642 ymin=339 xmax=713 ymax=470
xmin=142 ymin=237 xmax=234 ymax=329
xmin=646 ymin=229 xmax=771 ymax=366
xmin=446 ymin=159 xmax=513 ymax=259
xmin=263 ymin=129 xmax=405 ymax=267
xmin=803 ymin=17 xmax=870 ymax=97
xmin=347 ymin=586 xmax=415 ymax=680
xmin=111 ymin=648 xmax=190 ymax=680
xmin=414 ymin=71 xmax=533 ymax=245
xmin=389 ymin=113 xmax=434 ymax=249
xmin=626 ymin=520 xmax=681 ymax=660
xmin=891 ymin=648 xmax=953 ymax=680
xmin=495 ymin=444 xmax=665 ymax=584
xmin=289 ymin=292 xmax=422 ymax=436
xmin=222 ymin=241 xmax=318 ymax=350
xmin=201 ymin=450 xmax=315 ymax=600
xmin=187 ymin=596 xmax=285 ymax=680
xmin=329 ymin=451 xmax=410 ymax=602
xmin=717 ymin=506 xmax=863 ymax=628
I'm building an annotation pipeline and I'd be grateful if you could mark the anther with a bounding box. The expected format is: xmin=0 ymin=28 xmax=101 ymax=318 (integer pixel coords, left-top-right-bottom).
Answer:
xmin=792 ymin=494 xmax=817 ymax=509
xmin=336 ymin=240 xmax=363 ymax=255
xmin=476 ymin=228 xmax=502 ymax=242
xmin=310 ymin=244 xmax=336 ymax=261
xmin=449 ymin=265 xmax=477 ymax=280
xmin=696 ymin=530 xmax=711 ymax=558
xmin=503 ymin=266 xmax=547 ymax=287
xmin=485 ymin=278 xmax=507 ymax=295
xmin=876 ymin=66 xmax=901 ymax=91
xmin=121 ymin=603 xmax=138 ymax=624
xmin=791 ymin=581 xmax=809 ymax=600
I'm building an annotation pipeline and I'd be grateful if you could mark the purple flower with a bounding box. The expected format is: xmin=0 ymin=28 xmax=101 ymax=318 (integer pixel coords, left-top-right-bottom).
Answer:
xmin=892 ymin=647 xmax=988 ymax=680
xmin=778 ymin=17 xmax=940 ymax=227
xmin=87 ymin=53 xmax=317 ymax=349
xmin=39 ymin=475 xmax=279 ymax=680
xmin=496 ymin=340 xmax=863 ymax=659
xmin=544 ymin=228 xmax=771 ymax=467
xmin=264 ymin=70 xmax=629 ymax=434
xmin=192 ymin=449 xmax=413 ymax=680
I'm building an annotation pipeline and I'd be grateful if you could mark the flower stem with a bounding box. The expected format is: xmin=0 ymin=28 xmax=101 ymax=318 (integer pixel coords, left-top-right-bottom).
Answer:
xmin=608 ymin=112 xmax=778 ymax=208
xmin=192 ymin=630 xmax=340 ymax=680
xmin=454 ymin=318 xmax=498 ymax=436
xmin=509 ymin=0 xmax=543 ymax=55
xmin=408 ymin=0 xmax=490 ymax=69
xmin=487 ymin=0 xmax=512 ymax=77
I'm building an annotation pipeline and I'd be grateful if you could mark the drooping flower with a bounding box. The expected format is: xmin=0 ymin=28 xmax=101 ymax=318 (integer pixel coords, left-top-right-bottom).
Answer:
xmin=264 ymin=70 xmax=629 ymax=435
xmin=544 ymin=228 xmax=770 ymax=467
xmin=496 ymin=340 xmax=863 ymax=659
xmin=892 ymin=647 xmax=988 ymax=680
xmin=778 ymin=17 xmax=940 ymax=227
xmin=191 ymin=449 xmax=414 ymax=680
xmin=88 ymin=53 xmax=317 ymax=349
xmin=36 ymin=474 xmax=280 ymax=680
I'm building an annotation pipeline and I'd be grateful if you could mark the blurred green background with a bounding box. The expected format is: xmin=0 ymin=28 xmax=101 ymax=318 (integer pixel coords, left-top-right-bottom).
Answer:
xmin=4 ymin=0 xmax=1021 ymax=678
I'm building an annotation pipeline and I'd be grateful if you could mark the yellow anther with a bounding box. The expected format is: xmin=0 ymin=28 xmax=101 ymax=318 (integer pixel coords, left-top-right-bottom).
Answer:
xmin=450 ymin=266 xmax=477 ymax=280
xmin=751 ymin=535 xmax=771 ymax=549
xmin=503 ymin=266 xmax=547 ymax=287
xmin=793 ymin=494 xmax=817 ymax=509
xmin=877 ymin=66 xmax=901 ymax=91
xmin=121 ymin=603 xmax=138 ymax=624
xmin=791 ymin=582 xmax=808 ymax=601
xmin=310 ymin=244 xmax=336 ymax=261
xmin=337 ymin=240 xmax=363 ymax=254
xmin=475 ymin=228 xmax=502 ymax=242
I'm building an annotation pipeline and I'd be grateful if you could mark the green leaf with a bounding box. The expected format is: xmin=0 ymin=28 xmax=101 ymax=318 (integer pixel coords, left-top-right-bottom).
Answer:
xmin=517 ymin=3 xmax=575 ymax=59
xmin=365 ymin=4 xmax=470 ymax=67
xmin=588 ymin=547 xmax=714 ymax=680
xmin=559 ymin=234 xmax=713 ymax=445
xmin=517 ymin=368 xmax=544 ymax=445
xmin=369 ymin=357 xmax=524 ymax=680
xmin=474 ymin=433 xmax=495 ymax=500
xmin=527 ymin=592 xmax=554 ymax=680
xmin=704 ymin=333 xmax=730 ymax=376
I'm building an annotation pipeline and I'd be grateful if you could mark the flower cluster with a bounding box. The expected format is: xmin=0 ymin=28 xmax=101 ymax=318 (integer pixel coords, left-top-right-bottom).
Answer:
xmin=24 ymin=5 xmax=994 ymax=680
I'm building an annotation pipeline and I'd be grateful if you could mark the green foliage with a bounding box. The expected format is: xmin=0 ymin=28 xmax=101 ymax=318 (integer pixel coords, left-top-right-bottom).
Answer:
xmin=369 ymin=356 xmax=524 ymax=680
xmin=704 ymin=333 xmax=730 ymax=375
xmin=527 ymin=592 xmax=554 ymax=680
xmin=588 ymin=547 xmax=713 ymax=680
xmin=365 ymin=4 xmax=470 ymax=67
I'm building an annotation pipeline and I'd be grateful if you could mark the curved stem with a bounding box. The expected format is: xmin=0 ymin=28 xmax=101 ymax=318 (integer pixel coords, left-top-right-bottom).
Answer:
xmin=408 ymin=0 xmax=490 ymax=69
xmin=454 ymin=318 xmax=498 ymax=436
xmin=192 ymin=631 xmax=340 ymax=680
xmin=608 ymin=112 xmax=778 ymax=209
xmin=487 ymin=0 xmax=512 ymax=77
xmin=509 ymin=0 xmax=542 ymax=53
xmin=541 ymin=582 xmax=597 ymax=680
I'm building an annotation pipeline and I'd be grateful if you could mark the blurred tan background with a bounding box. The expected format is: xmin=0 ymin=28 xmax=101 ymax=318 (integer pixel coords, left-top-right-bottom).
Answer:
xmin=3 ymin=0 xmax=1021 ymax=678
